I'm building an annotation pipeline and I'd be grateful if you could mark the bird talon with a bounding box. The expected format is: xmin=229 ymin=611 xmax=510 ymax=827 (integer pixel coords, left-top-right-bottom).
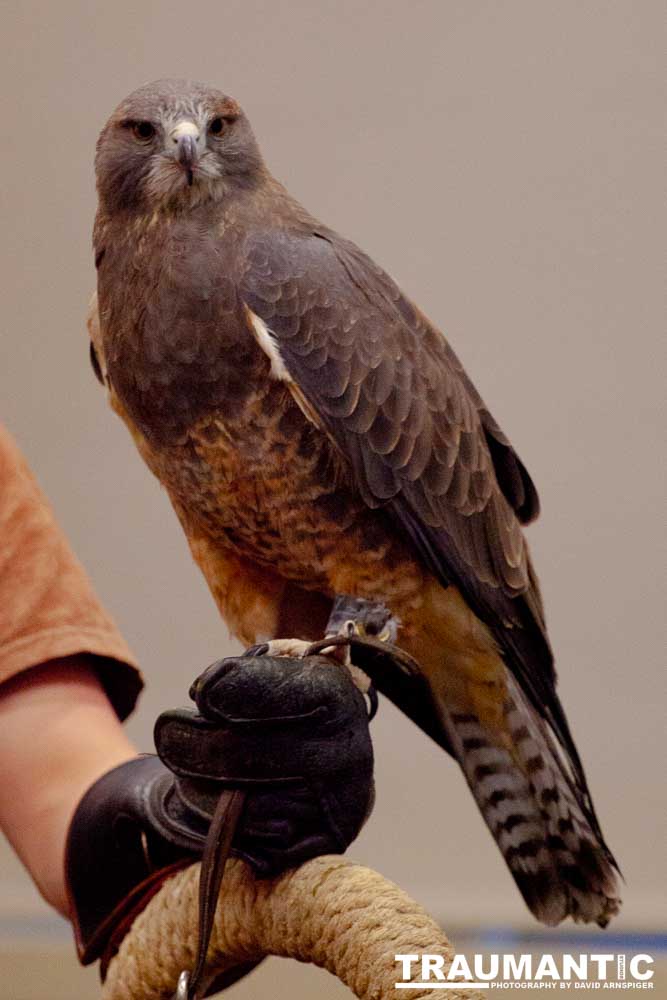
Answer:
xmin=242 ymin=642 xmax=270 ymax=658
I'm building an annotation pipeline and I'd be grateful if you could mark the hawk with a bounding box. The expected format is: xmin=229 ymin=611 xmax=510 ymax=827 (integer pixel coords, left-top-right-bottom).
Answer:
xmin=89 ymin=79 xmax=620 ymax=926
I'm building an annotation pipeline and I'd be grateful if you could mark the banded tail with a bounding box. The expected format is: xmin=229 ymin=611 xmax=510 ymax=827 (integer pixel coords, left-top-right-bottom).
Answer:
xmin=441 ymin=672 xmax=621 ymax=927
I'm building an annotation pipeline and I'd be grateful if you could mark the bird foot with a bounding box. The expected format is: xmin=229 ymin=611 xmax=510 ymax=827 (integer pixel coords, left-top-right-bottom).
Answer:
xmin=241 ymin=597 xmax=395 ymax=710
xmin=244 ymin=637 xmax=313 ymax=659
xmin=242 ymin=632 xmax=373 ymax=699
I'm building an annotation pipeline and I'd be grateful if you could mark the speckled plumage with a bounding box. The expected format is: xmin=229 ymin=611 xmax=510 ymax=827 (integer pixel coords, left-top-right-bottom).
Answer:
xmin=89 ymin=80 xmax=621 ymax=927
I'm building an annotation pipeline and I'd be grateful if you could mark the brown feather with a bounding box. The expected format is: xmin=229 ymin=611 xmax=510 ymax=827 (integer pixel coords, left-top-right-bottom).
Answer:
xmin=90 ymin=80 xmax=619 ymax=927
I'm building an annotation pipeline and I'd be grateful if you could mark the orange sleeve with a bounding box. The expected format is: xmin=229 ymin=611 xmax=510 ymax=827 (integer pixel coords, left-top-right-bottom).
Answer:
xmin=0 ymin=424 xmax=142 ymax=720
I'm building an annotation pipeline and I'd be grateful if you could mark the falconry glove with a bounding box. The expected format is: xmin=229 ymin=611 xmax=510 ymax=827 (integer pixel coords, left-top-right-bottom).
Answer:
xmin=65 ymin=650 xmax=375 ymax=984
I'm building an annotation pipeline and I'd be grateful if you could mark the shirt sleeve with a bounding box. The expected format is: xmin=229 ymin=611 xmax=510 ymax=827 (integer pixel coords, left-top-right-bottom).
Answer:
xmin=0 ymin=424 xmax=142 ymax=720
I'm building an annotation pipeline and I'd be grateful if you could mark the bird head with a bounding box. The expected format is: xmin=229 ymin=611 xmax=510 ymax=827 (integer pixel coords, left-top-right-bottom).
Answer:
xmin=95 ymin=79 xmax=265 ymax=213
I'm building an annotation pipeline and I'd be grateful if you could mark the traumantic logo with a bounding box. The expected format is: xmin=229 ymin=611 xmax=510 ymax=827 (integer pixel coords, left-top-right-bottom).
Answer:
xmin=394 ymin=953 xmax=655 ymax=990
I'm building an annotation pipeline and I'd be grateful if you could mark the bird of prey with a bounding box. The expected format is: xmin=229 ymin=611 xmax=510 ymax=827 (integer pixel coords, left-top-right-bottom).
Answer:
xmin=89 ymin=79 xmax=620 ymax=926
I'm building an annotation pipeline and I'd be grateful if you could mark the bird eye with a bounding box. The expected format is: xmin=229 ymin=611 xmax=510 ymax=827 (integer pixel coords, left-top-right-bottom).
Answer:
xmin=132 ymin=121 xmax=155 ymax=141
xmin=208 ymin=117 xmax=224 ymax=136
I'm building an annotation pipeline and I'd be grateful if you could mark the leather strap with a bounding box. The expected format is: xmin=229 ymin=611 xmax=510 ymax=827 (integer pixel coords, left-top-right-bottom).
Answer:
xmin=173 ymin=789 xmax=246 ymax=1000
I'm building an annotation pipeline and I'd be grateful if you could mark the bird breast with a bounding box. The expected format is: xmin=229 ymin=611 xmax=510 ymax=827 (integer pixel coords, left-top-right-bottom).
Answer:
xmin=96 ymin=212 xmax=265 ymax=447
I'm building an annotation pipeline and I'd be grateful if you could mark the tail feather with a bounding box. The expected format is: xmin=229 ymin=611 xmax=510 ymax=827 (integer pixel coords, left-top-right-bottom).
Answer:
xmin=442 ymin=675 xmax=621 ymax=927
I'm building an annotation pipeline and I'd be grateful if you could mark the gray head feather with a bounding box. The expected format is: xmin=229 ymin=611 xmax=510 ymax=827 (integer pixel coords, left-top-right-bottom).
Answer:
xmin=95 ymin=79 xmax=264 ymax=213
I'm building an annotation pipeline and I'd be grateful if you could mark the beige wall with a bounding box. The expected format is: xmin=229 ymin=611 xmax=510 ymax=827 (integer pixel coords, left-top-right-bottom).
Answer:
xmin=1 ymin=1 xmax=664 ymax=995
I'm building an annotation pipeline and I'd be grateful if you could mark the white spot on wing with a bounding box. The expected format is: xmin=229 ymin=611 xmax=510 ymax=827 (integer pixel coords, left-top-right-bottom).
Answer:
xmin=245 ymin=304 xmax=334 ymax=441
xmin=86 ymin=291 xmax=109 ymax=386
xmin=247 ymin=309 xmax=293 ymax=382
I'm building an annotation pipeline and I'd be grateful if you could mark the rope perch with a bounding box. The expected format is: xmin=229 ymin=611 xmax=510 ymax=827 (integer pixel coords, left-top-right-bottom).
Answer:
xmin=101 ymin=855 xmax=483 ymax=999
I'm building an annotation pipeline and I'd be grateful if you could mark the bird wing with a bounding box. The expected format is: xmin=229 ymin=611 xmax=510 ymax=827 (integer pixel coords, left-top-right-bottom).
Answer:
xmin=238 ymin=225 xmax=590 ymax=780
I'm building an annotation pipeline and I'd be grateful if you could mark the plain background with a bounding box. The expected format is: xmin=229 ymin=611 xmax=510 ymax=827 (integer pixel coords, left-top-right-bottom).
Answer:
xmin=1 ymin=2 xmax=665 ymax=997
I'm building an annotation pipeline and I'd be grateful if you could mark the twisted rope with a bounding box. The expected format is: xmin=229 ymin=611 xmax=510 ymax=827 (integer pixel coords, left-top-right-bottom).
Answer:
xmin=101 ymin=855 xmax=482 ymax=999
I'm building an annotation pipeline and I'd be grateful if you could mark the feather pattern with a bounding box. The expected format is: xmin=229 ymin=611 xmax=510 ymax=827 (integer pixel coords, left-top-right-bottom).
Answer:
xmin=237 ymin=220 xmax=620 ymax=925
xmin=442 ymin=674 xmax=620 ymax=926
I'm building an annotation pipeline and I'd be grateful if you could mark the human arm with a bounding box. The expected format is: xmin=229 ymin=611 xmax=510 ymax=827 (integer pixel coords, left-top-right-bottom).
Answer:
xmin=0 ymin=423 xmax=142 ymax=913
xmin=0 ymin=657 xmax=136 ymax=915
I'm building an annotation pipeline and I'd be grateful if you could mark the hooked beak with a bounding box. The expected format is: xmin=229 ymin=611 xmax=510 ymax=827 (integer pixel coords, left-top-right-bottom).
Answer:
xmin=170 ymin=123 xmax=201 ymax=186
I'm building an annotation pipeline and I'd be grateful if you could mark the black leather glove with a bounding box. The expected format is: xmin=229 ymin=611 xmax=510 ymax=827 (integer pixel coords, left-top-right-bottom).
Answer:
xmin=66 ymin=652 xmax=375 ymax=977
